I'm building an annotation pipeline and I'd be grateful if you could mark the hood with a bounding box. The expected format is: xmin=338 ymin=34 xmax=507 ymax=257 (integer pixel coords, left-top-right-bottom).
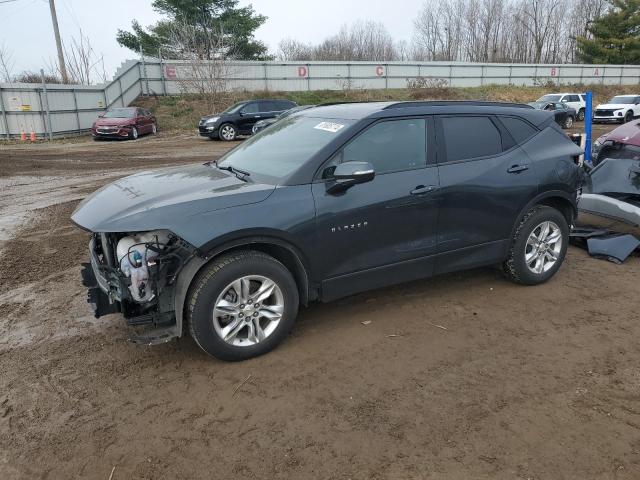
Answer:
xmin=94 ymin=117 xmax=135 ymax=127
xmin=72 ymin=163 xmax=275 ymax=234
xmin=596 ymin=103 xmax=631 ymax=110
xmin=597 ymin=120 xmax=640 ymax=147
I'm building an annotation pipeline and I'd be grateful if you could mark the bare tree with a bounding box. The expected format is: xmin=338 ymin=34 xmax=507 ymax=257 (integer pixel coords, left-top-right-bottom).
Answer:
xmin=168 ymin=22 xmax=235 ymax=111
xmin=45 ymin=30 xmax=108 ymax=85
xmin=277 ymin=38 xmax=313 ymax=61
xmin=0 ymin=42 xmax=14 ymax=82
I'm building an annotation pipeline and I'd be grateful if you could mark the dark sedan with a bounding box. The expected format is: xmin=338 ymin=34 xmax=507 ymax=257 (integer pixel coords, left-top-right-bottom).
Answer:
xmin=528 ymin=102 xmax=576 ymax=129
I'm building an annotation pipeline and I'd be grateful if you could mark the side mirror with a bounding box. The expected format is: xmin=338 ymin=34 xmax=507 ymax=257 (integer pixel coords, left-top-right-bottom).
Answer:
xmin=327 ymin=161 xmax=375 ymax=194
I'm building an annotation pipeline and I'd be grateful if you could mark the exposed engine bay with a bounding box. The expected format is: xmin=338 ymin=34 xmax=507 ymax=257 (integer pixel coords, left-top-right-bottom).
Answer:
xmin=81 ymin=230 xmax=197 ymax=334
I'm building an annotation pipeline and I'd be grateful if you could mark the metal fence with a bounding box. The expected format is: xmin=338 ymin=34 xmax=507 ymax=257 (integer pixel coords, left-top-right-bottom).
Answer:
xmin=2 ymin=59 xmax=640 ymax=139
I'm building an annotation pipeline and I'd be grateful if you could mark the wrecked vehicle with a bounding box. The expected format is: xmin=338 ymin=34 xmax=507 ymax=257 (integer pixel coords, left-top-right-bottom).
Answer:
xmin=577 ymin=158 xmax=640 ymax=238
xmin=592 ymin=118 xmax=640 ymax=166
xmin=73 ymin=101 xmax=582 ymax=361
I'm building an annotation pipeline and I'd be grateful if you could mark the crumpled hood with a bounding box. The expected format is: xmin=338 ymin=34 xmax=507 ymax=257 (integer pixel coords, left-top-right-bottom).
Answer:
xmin=598 ymin=120 xmax=640 ymax=146
xmin=72 ymin=163 xmax=275 ymax=234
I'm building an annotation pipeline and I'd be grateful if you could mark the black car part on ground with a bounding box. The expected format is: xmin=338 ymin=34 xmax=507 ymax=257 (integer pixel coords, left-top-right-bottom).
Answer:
xmin=575 ymin=158 xmax=640 ymax=263
xmin=586 ymin=234 xmax=640 ymax=264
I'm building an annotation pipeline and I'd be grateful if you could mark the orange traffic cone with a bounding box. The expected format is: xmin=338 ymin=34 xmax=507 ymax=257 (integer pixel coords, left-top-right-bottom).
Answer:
xmin=30 ymin=131 xmax=36 ymax=142
xmin=20 ymin=130 xmax=26 ymax=142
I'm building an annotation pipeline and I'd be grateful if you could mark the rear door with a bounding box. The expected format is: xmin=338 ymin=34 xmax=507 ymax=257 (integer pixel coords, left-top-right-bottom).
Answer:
xmin=313 ymin=116 xmax=440 ymax=299
xmin=434 ymin=114 xmax=539 ymax=274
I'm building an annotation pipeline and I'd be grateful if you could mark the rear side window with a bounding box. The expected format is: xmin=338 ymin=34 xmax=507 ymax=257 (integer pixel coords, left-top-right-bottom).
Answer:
xmin=337 ymin=119 xmax=427 ymax=175
xmin=260 ymin=101 xmax=278 ymax=112
xmin=439 ymin=116 xmax=502 ymax=162
xmin=499 ymin=116 xmax=538 ymax=144
xmin=276 ymin=101 xmax=295 ymax=110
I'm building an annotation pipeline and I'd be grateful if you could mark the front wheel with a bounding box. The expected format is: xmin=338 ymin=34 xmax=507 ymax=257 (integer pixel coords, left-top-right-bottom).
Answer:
xmin=503 ymin=206 xmax=569 ymax=286
xmin=219 ymin=123 xmax=237 ymax=141
xmin=151 ymin=123 xmax=157 ymax=135
xmin=624 ymin=111 xmax=634 ymax=123
xmin=187 ymin=251 xmax=299 ymax=361
xmin=129 ymin=126 xmax=139 ymax=140
xmin=564 ymin=115 xmax=574 ymax=129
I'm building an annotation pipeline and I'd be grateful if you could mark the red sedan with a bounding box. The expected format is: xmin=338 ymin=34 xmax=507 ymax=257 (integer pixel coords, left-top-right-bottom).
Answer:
xmin=92 ymin=107 xmax=157 ymax=140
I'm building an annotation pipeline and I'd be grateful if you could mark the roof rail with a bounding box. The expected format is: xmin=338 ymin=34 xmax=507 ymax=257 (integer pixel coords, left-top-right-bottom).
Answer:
xmin=383 ymin=101 xmax=533 ymax=110
xmin=317 ymin=101 xmax=381 ymax=107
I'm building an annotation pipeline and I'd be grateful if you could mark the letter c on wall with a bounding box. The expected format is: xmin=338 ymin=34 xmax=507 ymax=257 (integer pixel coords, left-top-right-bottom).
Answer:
xmin=376 ymin=66 xmax=384 ymax=76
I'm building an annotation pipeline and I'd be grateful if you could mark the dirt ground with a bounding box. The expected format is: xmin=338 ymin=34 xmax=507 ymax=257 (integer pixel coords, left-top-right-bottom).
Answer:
xmin=1 ymin=126 xmax=640 ymax=480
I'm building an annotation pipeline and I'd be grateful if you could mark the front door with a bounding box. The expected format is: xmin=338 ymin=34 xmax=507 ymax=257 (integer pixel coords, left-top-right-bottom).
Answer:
xmin=312 ymin=117 xmax=440 ymax=300
xmin=237 ymin=102 xmax=261 ymax=134
xmin=434 ymin=114 xmax=539 ymax=274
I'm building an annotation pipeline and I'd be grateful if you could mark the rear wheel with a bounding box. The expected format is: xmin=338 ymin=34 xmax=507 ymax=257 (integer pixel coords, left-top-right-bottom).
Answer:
xmin=577 ymin=109 xmax=585 ymax=121
xmin=219 ymin=123 xmax=237 ymax=141
xmin=187 ymin=251 xmax=299 ymax=361
xmin=503 ymin=206 xmax=569 ymax=286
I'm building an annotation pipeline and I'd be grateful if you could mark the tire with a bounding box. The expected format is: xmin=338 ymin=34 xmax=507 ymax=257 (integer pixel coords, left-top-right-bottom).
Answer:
xmin=564 ymin=115 xmax=574 ymax=129
xmin=187 ymin=251 xmax=299 ymax=361
xmin=503 ymin=206 xmax=569 ymax=286
xmin=577 ymin=109 xmax=585 ymax=121
xmin=219 ymin=123 xmax=237 ymax=141
xmin=624 ymin=111 xmax=633 ymax=123
xmin=151 ymin=123 xmax=157 ymax=135
xmin=129 ymin=126 xmax=138 ymax=140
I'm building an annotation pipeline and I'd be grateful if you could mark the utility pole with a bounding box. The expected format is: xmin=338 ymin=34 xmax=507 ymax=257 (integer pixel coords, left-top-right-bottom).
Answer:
xmin=48 ymin=0 xmax=68 ymax=83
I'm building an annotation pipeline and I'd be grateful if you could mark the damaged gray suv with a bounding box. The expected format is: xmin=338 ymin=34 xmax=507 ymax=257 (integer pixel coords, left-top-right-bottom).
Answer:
xmin=73 ymin=101 xmax=583 ymax=361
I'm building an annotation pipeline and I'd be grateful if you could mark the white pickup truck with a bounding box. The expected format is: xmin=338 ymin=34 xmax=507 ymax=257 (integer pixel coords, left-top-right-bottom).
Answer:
xmin=593 ymin=95 xmax=640 ymax=123
xmin=536 ymin=93 xmax=586 ymax=121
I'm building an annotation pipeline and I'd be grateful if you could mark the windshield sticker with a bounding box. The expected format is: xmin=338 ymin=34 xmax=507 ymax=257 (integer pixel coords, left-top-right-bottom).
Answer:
xmin=314 ymin=122 xmax=345 ymax=133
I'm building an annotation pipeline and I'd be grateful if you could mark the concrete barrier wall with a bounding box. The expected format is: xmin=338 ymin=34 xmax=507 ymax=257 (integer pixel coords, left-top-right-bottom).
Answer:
xmin=1 ymin=59 xmax=639 ymax=138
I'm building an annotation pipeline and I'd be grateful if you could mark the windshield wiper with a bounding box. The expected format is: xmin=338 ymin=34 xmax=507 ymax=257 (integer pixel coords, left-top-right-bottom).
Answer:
xmin=214 ymin=161 xmax=251 ymax=181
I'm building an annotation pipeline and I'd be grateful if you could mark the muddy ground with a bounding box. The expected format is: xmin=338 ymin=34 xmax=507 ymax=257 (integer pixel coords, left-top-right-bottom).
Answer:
xmin=1 ymin=127 xmax=640 ymax=480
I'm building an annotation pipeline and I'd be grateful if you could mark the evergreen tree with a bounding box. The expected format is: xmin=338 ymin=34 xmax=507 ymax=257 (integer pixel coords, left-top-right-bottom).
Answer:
xmin=116 ymin=0 xmax=269 ymax=60
xmin=577 ymin=0 xmax=640 ymax=64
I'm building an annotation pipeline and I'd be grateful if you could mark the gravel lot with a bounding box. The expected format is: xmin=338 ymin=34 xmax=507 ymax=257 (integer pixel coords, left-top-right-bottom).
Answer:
xmin=1 ymin=126 xmax=639 ymax=480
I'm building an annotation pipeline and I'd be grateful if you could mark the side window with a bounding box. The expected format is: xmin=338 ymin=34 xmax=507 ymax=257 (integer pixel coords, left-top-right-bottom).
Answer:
xmin=571 ymin=95 xmax=580 ymax=102
xmin=260 ymin=101 xmax=278 ymax=112
xmin=440 ymin=116 xmax=502 ymax=162
xmin=499 ymin=116 xmax=538 ymax=144
xmin=276 ymin=101 xmax=294 ymax=111
xmin=241 ymin=102 xmax=259 ymax=114
xmin=332 ymin=119 xmax=427 ymax=176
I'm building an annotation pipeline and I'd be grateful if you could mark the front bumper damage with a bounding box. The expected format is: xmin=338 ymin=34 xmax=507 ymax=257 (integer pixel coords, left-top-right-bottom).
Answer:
xmin=81 ymin=232 xmax=197 ymax=345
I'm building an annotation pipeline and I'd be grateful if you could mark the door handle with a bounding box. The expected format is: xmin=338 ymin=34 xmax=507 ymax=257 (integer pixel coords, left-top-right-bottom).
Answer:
xmin=507 ymin=165 xmax=529 ymax=174
xmin=411 ymin=185 xmax=438 ymax=195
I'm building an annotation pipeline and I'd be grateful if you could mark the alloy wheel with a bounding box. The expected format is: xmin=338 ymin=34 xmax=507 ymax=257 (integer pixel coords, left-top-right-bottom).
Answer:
xmin=525 ymin=221 xmax=563 ymax=274
xmin=131 ymin=127 xmax=138 ymax=139
xmin=221 ymin=125 xmax=236 ymax=141
xmin=565 ymin=116 xmax=573 ymax=129
xmin=212 ymin=275 xmax=284 ymax=346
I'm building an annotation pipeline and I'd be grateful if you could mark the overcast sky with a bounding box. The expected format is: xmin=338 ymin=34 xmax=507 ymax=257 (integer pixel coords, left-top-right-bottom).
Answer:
xmin=0 ymin=0 xmax=425 ymax=81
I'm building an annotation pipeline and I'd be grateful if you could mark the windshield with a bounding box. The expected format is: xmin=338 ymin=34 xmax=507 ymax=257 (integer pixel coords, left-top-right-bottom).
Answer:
xmin=608 ymin=96 xmax=637 ymax=105
xmin=218 ymin=116 xmax=355 ymax=181
xmin=103 ymin=108 xmax=135 ymax=118
xmin=538 ymin=95 xmax=562 ymax=102
xmin=528 ymin=102 xmax=547 ymax=109
xmin=223 ymin=103 xmax=245 ymax=114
